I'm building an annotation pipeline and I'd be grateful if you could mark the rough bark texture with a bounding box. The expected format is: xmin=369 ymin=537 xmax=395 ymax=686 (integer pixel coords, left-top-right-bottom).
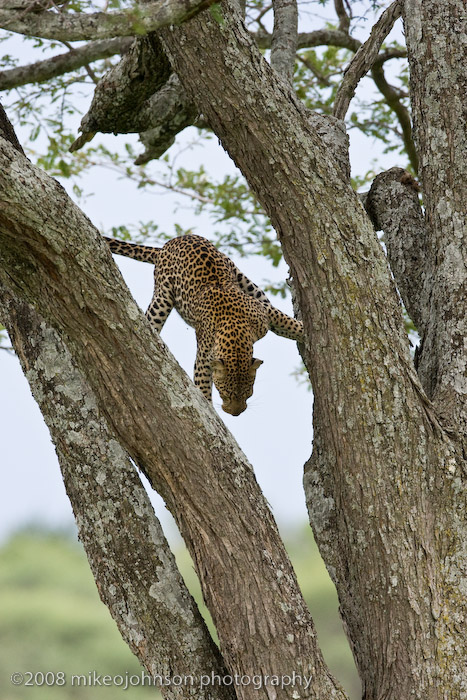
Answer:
xmin=135 ymin=76 xmax=198 ymax=164
xmin=156 ymin=4 xmax=466 ymax=697
xmin=0 ymin=288 xmax=233 ymax=700
xmin=0 ymin=0 xmax=466 ymax=697
xmin=365 ymin=167 xmax=425 ymax=332
xmin=270 ymin=0 xmax=298 ymax=84
xmin=0 ymin=0 xmax=216 ymax=41
xmin=403 ymin=0 xmax=467 ymax=441
xmin=0 ymin=136 xmax=346 ymax=700
xmin=74 ymin=34 xmax=171 ymax=139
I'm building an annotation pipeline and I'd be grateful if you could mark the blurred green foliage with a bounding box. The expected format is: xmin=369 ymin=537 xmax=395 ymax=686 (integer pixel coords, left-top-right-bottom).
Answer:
xmin=0 ymin=529 xmax=161 ymax=700
xmin=0 ymin=527 xmax=360 ymax=700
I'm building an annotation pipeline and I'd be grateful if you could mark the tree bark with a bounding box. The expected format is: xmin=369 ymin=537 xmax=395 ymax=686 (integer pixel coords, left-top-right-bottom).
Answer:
xmin=0 ymin=38 xmax=133 ymax=90
xmin=403 ymin=0 xmax=467 ymax=441
xmin=0 ymin=0 xmax=466 ymax=697
xmin=365 ymin=167 xmax=425 ymax=332
xmin=270 ymin=0 xmax=298 ymax=84
xmin=0 ymin=105 xmax=232 ymax=700
xmin=73 ymin=34 xmax=171 ymax=139
xmin=0 ymin=0 xmax=215 ymax=41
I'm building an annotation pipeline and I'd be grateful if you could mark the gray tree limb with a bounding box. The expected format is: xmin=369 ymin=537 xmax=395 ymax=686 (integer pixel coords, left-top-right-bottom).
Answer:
xmin=158 ymin=3 xmax=466 ymax=695
xmin=365 ymin=167 xmax=426 ymax=332
xmin=71 ymin=26 xmax=361 ymax=159
xmin=134 ymin=76 xmax=198 ymax=165
xmin=270 ymin=0 xmax=298 ymax=84
xmin=0 ymin=37 xmax=132 ymax=90
xmin=403 ymin=0 xmax=467 ymax=440
xmin=333 ymin=0 xmax=402 ymax=120
xmin=0 ymin=0 xmax=215 ymax=41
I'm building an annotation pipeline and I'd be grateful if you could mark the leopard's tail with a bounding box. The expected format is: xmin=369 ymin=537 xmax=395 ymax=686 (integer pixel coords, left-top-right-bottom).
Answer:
xmin=104 ymin=236 xmax=161 ymax=263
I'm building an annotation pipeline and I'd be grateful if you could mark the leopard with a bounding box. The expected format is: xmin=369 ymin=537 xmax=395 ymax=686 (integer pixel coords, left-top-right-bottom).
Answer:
xmin=105 ymin=234 xmax=303 ymax=416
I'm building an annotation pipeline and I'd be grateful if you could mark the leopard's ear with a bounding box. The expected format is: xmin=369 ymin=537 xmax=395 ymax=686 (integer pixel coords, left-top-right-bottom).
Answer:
xmin=212 ymin=359 xmax=225 ymax=372
xmin=250 ymin=358 xmax=263 ymax=372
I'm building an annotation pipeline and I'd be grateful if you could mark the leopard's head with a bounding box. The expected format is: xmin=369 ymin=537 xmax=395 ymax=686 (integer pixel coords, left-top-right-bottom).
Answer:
xmin=212 ymin=355 xmax=263 ymax=416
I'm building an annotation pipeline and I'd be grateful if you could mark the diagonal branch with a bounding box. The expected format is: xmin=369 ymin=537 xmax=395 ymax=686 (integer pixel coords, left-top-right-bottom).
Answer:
xmin=1 ymin=289 xmax=234 ymax=700
xmin=0 ymin=134 xmax=346 ymax=700
xmin=0 ymin=37 xmax=132 ymax=90
xmin=0 ymin=0 xmax=215 ymax=41
xmin=333 ymin=0 xmax=402 ymax=120
xmin=371 ymin=59 xmax=418 ymax=173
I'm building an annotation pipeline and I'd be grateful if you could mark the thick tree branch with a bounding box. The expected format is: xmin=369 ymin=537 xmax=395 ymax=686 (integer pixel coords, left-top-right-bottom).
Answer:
xmin=0 ymin=101 xmax=232 ymax=700
xmin=0 ymin=0 xmax=215 ymax=41
xmin=70 ymin=33 xmax=171 ymax=150
xmin=0 ymin=288 xmax=233 ymax=700
xmin=365 ymin=167 xmax=426 ymax=332
xmin=0 ymin=37 xmax=132 ymax=90
xmin=333 ymin=0 xmax=402 ymax=120
xmin=403 ymin=0 xmax=467 ymax=442
xmin=0 ymin=136 xmax=346 ymax=700
xmin=270 ymin=0 xmax=298 ymax=84
xmin=71 ymin=26 xmax=360 ymax=158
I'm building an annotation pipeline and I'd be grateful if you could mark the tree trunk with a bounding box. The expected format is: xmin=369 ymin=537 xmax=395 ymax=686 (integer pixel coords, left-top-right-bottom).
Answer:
xmin=403 ymin=0 xmax=467 ymax=441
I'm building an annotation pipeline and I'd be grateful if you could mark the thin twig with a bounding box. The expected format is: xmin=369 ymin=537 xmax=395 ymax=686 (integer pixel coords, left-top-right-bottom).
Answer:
xmin=334 ymin=0 xmax=351 ymax=33
xmin=333 ymin=0 xmax=402 ymax=120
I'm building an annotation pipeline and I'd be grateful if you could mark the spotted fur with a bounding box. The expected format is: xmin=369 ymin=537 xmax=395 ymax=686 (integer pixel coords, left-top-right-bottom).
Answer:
xmin=105 ymin=234 xmax=303 ymax=415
